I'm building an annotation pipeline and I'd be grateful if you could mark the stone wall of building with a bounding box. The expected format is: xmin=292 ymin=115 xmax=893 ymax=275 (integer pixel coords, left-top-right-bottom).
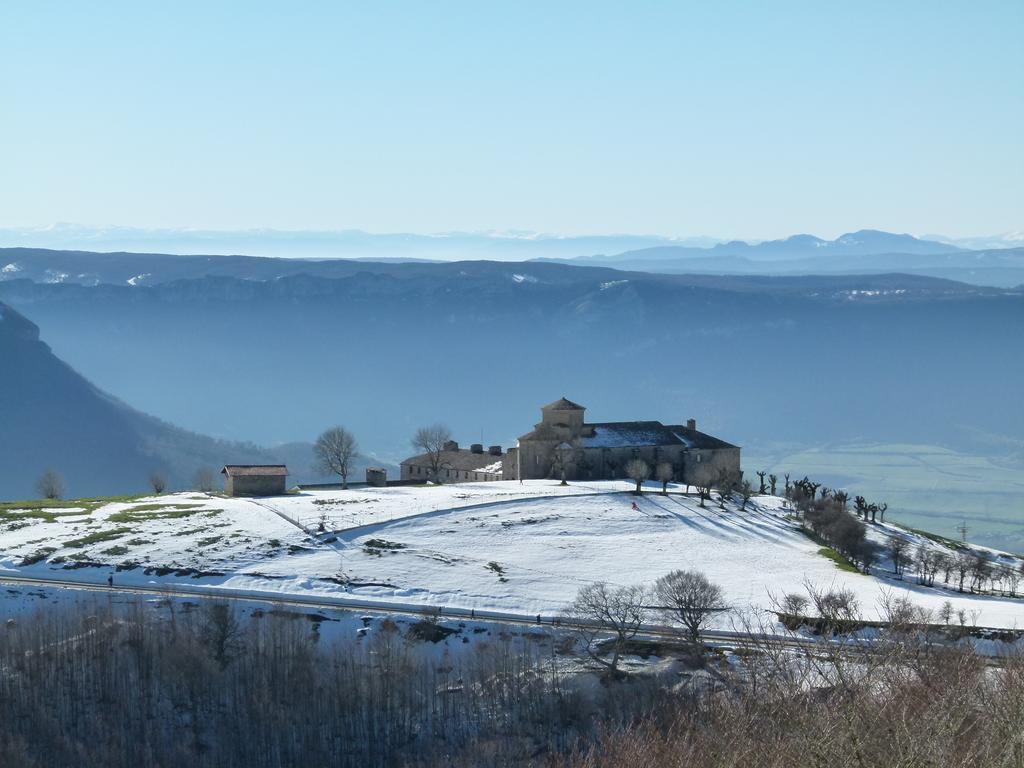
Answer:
xmin=224 ymin=474 xmax=287 ymax=496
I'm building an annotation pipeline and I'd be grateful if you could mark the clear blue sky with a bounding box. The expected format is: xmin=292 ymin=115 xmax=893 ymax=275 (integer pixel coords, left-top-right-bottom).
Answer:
xmin=1 ymin=2 xmax=1021 ymax=239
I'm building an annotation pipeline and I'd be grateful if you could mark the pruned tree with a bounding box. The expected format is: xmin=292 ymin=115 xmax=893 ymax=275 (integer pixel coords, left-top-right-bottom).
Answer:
xmin=654 ymin=569 xmax=727 ymax=646
xmin=738 ymin=479 xmax=755 ymax=510
xmin=35 ymin=469 xmax=65 ymax=500
xmin=148 ymin=471 xmax=168 ymax=494
xmin=194 ymin=467 xmax=216 ymax=493
xmin=314 ymin=426 xmax=360 ymax=489
xmin=768 ymin=473 xmax=778 ymax=496
xmin=564 ymin=582 xmax=648 ymax=673
xmin=655 ymin=462 xmax=674 ymax=494
xmin=412 ymin=423 xmax=453 ymax=483
xmin=715 ymin=468 xmax=735 ymax=509
xmin=694 ymin=471 xmax=713 ymax=508
xmin=625 ymin=458 xmax=650 ymax=495
xmin=756 ymin=470 xmax=768 ymax=494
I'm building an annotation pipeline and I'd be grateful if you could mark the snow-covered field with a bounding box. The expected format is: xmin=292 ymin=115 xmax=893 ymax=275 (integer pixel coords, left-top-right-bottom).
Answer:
xmin=2 ymin=481 xmax=1023 ymax=630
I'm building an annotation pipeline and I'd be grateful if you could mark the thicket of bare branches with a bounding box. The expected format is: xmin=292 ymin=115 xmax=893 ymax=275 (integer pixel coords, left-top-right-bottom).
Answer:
xmin=0 ymin=598 xmax=1020 ymax=767
xmin=567 ymin=633 xmax=1024 ymax=768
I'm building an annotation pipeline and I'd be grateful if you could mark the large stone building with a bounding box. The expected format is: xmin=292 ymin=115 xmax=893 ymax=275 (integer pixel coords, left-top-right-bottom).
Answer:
xmin=502 ymin=398 xmax=740 ymax=485
xmin=400 ymin=441 xmax=505 ymax=484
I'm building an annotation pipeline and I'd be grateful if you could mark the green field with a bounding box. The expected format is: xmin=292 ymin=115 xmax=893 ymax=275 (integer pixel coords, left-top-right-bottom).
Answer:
xmin=745 ymin=443 xmax=1024 ymax=554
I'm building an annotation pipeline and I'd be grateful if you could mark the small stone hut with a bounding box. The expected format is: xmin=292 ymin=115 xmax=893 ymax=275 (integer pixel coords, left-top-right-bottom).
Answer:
xmin=221 ymin=465 xmax=288 ymax=496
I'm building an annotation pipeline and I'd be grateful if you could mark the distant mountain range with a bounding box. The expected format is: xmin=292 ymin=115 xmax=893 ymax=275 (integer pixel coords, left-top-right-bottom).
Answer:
xmin=533 ymin=230 xmax=1024 ymax=288
xmin=2 ymin=228 xmax=1022 ymax=287
xmin=1 ymin=258 xmax=1019 ymax=479
xmin=0 ymin=224 xmax=717 ymax=263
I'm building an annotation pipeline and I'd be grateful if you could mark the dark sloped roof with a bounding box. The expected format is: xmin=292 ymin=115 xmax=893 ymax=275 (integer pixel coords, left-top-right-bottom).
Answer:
xmin=401 ymin=450 xmax=504 ymax=473
xmin=579 ymin=421 xmax=681 ymax=448
xmin=663 ymin=425 xmax=739 ymax=450
xmin=542 ymin=397 xmax=585 ymax=411
xmin=221 ymin=465 xmax=288 ymax=477
xmin=519 ymin=420 xmax=738 ymax=451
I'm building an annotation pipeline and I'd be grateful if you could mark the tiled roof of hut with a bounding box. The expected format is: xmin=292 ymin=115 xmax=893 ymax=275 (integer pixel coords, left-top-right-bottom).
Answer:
xmin=221 ymin=465 xmax=289 ymax=477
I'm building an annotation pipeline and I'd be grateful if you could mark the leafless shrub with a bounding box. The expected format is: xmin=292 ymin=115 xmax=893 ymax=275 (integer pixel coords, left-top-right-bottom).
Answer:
xmin=148 ymin=471 xmax=168 ymax=494
xmin=35 ymin=468 xmax=65 ymax=500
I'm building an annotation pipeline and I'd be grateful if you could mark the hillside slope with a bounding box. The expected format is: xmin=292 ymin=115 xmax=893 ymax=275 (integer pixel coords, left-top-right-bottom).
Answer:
xmin=0 ymin=301 xmax=278 ymax=499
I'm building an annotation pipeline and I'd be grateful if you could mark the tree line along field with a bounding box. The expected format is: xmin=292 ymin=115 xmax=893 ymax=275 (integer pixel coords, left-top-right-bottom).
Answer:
xmin=746 ymin=442 xmax=1024 ymax=553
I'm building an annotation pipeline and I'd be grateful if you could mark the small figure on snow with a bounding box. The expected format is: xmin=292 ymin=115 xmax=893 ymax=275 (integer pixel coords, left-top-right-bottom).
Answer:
xmin=107 ymin=574 xmax=113 ymax=587
xmin=631 ymin=501 xmax=639 ymax=511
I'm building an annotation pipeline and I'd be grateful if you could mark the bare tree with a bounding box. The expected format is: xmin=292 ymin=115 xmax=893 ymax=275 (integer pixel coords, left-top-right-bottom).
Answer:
xmin=194 ymin=467 xmax=216 ymax=493
xmin=148 ymin=471 xmax=168 ymax=494
xmin=715 ymin=467 xmax=736 ymax=509
xmin=1002 ymin=564 xmax=1021 ymax=597
xmin=803 ymin=581 xmax=861 ymax=635
xmin=624 ymin=458 xmax=650 ymax=494
xmin=411 ymin=423 xmax=453 ymax=483
xmin=314 ymin=426 xmax=360 ymax=489
xmin=888 ymin=535 xmax=911 ymax=578
xmin=768 ymin=473 xmax=778 ymax=495
xmin=694 ymin=472 xmax=713 ymax=508
xmin=953 ymin=550 xmax=973 ymax=592
xmin=201 ymin=603 xmax=244 ymax=669
xmin=780 ymin=592 xmax=809 ymax=617
xmin=564 ymin=582 xmax=647 ymax=674
xmin=654 ymin=569 xmax=727 ymax=646
xmin=738 ymin=479 xmax=755 ymax=510
xmin=756 ymin=470 xmax=768 ymax=494
xmin=35 ymin=469 xmax=65 ymax=500
xmin=655 ymin=462 xmax=674 ymax=494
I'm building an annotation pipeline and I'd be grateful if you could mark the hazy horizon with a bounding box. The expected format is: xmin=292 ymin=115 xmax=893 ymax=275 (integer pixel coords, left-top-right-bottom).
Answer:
xmin=3 ymin=2 xmax=1021 ymax=239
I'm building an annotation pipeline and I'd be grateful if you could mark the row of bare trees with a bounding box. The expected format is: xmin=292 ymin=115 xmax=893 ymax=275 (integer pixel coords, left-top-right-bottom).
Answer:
xmin=33 ymin=468 xmax=171 ymax=500
xmin=565 ymin=570 xmax=728 ymax=673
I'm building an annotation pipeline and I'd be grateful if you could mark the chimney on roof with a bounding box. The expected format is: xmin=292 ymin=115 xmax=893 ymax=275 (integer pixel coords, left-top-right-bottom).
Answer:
xmin=488 ymin=445 xmax=502 ymax=456
xmin=686 ymin=418 xmax=696 ymax=431
xmin=443 ymin=440 xmax=459 ymax=452
xmin=470 ymin=443 xmax=484 ymax=454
